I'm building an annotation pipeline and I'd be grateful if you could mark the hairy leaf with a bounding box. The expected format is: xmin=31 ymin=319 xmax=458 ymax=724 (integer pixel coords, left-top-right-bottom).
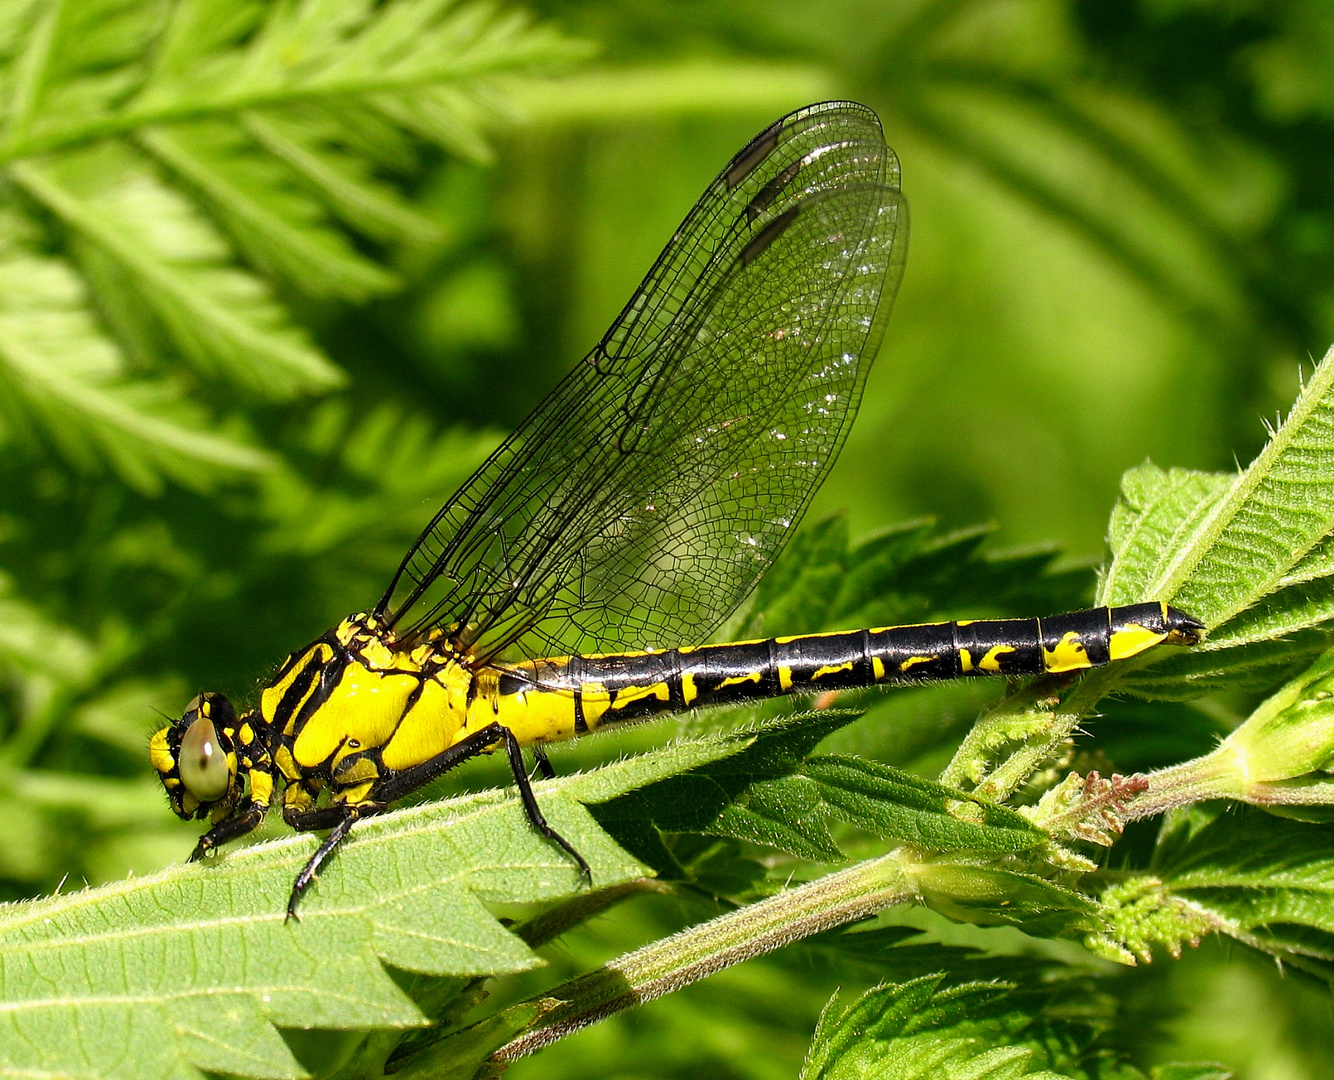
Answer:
xmin=589 ymin=713 xmax=1046 ymax=876
xmin=0 ymin=715 xmax=890 ymax=1079
xmin=588 ymin=711 xmax=863 ymax=869
xmin=1098 ymin=353 xmax=1334 ymax=694
xmin=1117 ymin=633 xmax=1327 ymax=700
xmin=1100 ymin=464 xmax=1233 ymax=608
xmin=0 ymin=764 xmax=655 ymax=1080
xmin=803 ymin=976 xmax=1074 ymax=1080
xmin=1135 ymin=343 xmax=1334 ymax=631
xmin=801 ymin=973 xmax=1230 ymax=1080
xmin=1153 ymin=804 xmax=1334 ymax=984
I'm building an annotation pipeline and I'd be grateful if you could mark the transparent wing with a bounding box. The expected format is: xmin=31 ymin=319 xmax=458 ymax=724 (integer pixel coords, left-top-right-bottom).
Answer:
xmin=376 ymin=101 xmax=908 ymax=662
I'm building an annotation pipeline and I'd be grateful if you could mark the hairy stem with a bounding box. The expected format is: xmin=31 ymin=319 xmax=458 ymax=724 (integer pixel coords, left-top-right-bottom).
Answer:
xmin=487 ymin=853 xmax=914 ymax=1062
xmin=941 ymin=669 xmax=1118 ymax=800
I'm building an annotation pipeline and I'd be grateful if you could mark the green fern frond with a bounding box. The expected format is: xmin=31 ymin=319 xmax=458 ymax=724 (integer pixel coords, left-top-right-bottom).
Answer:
xmin=0 ymin=0 xmax=582 ymax=487
xmin=0 ymin=205 xmax=271 ymax=491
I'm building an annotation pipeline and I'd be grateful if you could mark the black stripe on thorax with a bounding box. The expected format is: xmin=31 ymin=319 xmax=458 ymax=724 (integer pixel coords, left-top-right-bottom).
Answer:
xmin=277 ymin=635 xmax=354 ymax=738
xmin=273 ymin=646 xmax=336 ymax=732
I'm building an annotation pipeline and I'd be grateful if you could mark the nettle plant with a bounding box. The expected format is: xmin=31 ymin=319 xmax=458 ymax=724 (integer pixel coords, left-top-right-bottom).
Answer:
xmin=5 ymin=347 xmax=1334 ymax=1078
xmin=1 ymin=1 xmax=1333 ymax=1078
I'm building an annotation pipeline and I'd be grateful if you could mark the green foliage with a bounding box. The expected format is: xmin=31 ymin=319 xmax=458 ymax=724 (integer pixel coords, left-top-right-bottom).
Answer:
xmin=743 ymin=514 xmax=1091 ymax=641
xmin=1152 ymin=805 xmax=1334 ymax=985
xmin=1107 ymin=352 xmax=1334 ymax=633
xmin=1098 ymin=352 xmax=1334 ymax=699
xmin=800 ymin=974 xmax=1226 ymax=1080
xmin=0 ymin=0 xmax=580 ymax=486
xmin=23 ymin=360 xmax=1334 ymax=1077
xmin=4 ymin=0 xmax=1334 ymax=1078
xmin=0 ymin=767 xmax=653 ymax=1080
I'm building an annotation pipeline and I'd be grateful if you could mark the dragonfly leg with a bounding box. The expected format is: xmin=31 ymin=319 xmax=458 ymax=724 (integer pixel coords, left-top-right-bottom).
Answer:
xmin=284 ymin=804 xmax=367 ymax=921
xmin=497 ymin=728 xmax=590 ymax=882
xmin=533 ymin=744 xmax=556 ymax=780
xmin=377 ymin=722 xmax=592 ymax=882
xmin=371 ymin=723 xmax=516 ymax=801
xmin=189 ymin=800 xmax=268 ymax=862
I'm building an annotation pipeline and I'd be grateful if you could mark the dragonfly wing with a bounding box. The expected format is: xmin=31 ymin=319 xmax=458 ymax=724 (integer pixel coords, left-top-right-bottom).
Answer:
xmin=377 ymin=101 xmax=908 ymax=661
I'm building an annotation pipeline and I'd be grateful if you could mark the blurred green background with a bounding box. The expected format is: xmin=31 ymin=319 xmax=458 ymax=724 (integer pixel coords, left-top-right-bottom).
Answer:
xmin=3 ymin=0 xmax=1334 ymax=1075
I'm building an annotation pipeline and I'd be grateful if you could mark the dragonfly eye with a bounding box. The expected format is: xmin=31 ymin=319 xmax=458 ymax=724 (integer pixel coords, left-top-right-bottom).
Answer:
xmin=179 ymin=715 xmax=231 ymax=802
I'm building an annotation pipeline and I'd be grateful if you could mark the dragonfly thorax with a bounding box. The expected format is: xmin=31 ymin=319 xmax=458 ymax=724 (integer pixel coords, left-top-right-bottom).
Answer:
xmin=258 ymin=613 xmax=484 ymax=809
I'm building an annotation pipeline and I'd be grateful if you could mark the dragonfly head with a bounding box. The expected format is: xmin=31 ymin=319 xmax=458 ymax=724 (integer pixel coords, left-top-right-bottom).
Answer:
xmin=150 ymin=692 xmax=242 ymax=819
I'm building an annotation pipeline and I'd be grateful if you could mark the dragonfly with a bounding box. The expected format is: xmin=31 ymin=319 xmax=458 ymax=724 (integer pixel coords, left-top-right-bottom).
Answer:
xmin=150 ymin=101 xmax=1203 ymax=918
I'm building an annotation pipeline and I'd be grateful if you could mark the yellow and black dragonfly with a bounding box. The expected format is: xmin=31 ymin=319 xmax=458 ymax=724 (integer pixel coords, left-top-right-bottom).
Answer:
xmin=150 ymin=102 xmax=1203 ymax=917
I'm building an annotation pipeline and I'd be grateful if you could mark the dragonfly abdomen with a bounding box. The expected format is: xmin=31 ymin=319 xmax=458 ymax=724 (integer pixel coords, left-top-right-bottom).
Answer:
xmin=545 ymin=602 xmax=1202 ymax=733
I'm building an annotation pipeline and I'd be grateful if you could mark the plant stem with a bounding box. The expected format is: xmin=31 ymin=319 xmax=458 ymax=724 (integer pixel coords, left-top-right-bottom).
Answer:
xmin=488 ymin=853 xmax=914 ymax=1062
xmin=941 ymin=669 xmax=1117 ymax=800
xmin=1127 ymin=751 xmax=1334 ymax=820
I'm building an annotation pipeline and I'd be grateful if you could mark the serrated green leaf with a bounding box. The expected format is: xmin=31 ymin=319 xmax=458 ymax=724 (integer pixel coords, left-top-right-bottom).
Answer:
xmin=828 ymin=517 xmax=937 ymax=615
xmin=803 ymin=756 xmax=1045 ymax=853
xmin=173 ymin=996 xmax=305 ymax=1080
xmin=1154 ymin=804 xmax=1334 ymax=983
xmin=737 ymin=514 xmax=1091 ymax=645
xmin=1203 ymin=572 xmax=1334 ymax=650
xmin=1117 ymin=632 xmax=1326 ymax=700
xmin=137 ymin=120 xmax=398 ymax=299
xmin=0 ymin=231 xmax=272 ymax=491
xmin=839 ymin=523 xmax=1091 ymax=631
xmin=800 ymin=976 xmax=1080 ymax=1080
xmin=587 ymin=712 xmax=861 ymax=867
xmin=748 ymin=514 xmax=849 ymax=636
xmin=1278 ymin=531 xmax=1334 ymax=589
xmin=0 ymin=0 xmax=584 ymax=158
xmin=800 ymin=966 xmax=1228 ymax=1080
xmin=588 ymin=713 xmax=1046 ymax=877
xmin=716 ymin=773 xmax=843 ymax=862
xmin=1134 ymin=343 xmax=1334 ymax=629
xmin=561 ymin=717 xmax=801 ymax=806
xmin=242 ymin=107 xmax=444 ymax=242
xmin=1100 ymin=463 xmax=1234 ymax=607
xmin=0 ymin=765 xmax=649 ymax=1080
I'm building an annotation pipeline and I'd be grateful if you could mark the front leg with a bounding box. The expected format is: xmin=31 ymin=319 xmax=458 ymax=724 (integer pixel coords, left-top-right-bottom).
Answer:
xmin=189 ymin=800 xmax=269 ymax=861
xmin=189 ymin=750 xmax=279 ymax=861
xmin=281 ymin=724 xmax=590 ymax=919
